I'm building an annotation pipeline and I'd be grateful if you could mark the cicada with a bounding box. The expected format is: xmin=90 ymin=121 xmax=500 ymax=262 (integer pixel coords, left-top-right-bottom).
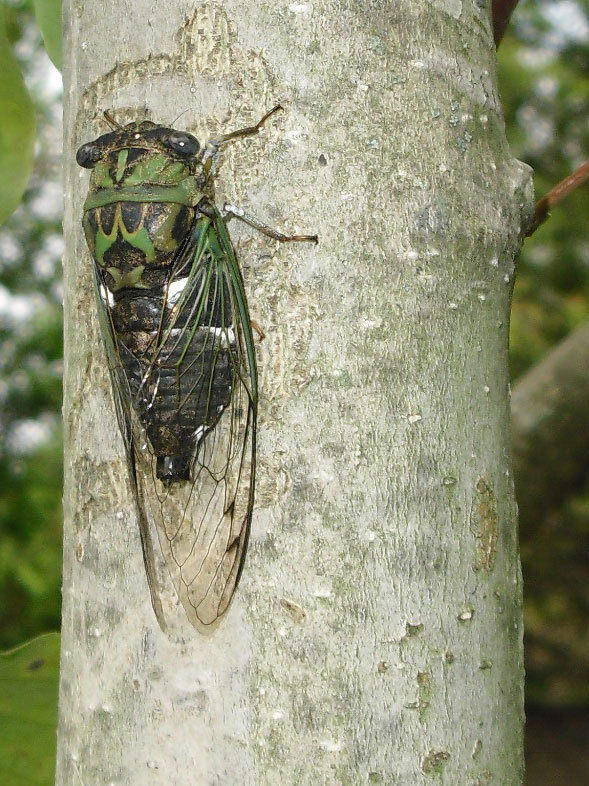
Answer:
xmin=76 ymin=107 xmax=317 ymax=633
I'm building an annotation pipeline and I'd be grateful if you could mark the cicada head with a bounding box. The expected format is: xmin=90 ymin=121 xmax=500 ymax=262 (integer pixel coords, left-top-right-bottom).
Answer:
xmin=76 ymin=118 xmax=209 ymax=201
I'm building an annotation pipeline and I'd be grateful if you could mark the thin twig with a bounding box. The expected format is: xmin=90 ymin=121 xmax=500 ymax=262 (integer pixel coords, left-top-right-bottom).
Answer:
xmin=526 ymin=162 xmax=589 ymax=237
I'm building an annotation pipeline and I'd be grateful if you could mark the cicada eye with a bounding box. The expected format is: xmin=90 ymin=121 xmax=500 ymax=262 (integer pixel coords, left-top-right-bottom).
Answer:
xmin=166 ymin=131 xmax=199 ymax=157
xmin=76 ymin=142 xmax=103 ymax=168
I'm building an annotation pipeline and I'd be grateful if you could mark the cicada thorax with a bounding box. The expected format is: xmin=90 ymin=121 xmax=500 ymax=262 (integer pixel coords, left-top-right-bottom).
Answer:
xmin=81 ymin=142 xmax=202 ymax=282
xmin=83 ymin=200 xmax=194 ymax=281
xmin=82 ymin=137 xmax=237 ymax=485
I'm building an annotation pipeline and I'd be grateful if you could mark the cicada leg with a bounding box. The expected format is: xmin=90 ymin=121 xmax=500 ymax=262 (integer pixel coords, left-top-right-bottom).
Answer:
xmin=250 ymin=319 xmax=266 ymax=341
xmin=222 ymin=202 xmax=318 ymax=244
xmin=210 ymin=105 xmax=283 ymax=146
xmin=202 ymin=106 xmax=285 ymax=177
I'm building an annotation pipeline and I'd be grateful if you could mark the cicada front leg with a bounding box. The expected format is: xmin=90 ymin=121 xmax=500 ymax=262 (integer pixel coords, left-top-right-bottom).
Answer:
xmin=210 ymin=105 xmax=284 ymax=145
xmin=222 ymin=203 xmax=318 ymax=244
xmin=201 ymin=106 xmax=284 ymax=176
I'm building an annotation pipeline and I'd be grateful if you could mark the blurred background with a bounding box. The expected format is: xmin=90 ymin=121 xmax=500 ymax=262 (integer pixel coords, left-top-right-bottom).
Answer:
xmin=0 ymin=0 xmax=587 ymax=784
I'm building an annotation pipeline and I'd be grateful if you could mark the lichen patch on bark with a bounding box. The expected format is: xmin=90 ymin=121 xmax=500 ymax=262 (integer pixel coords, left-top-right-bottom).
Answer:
xmin=470 ymin=476 xmax=499 ymax=572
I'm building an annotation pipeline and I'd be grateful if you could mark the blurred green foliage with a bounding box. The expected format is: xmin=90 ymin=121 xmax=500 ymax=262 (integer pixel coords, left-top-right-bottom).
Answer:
xmin=32 ymin=0 xmax=61 ymax=70
xmin=0 ymin=439 xmax=62 ymax=647
xmin=0 ymin=633 xmax=60 ymax=785
xmin=0 ymin=0 xmax=63 ymax=649
xmin=0 ymin=3 xmax=36 ymax=225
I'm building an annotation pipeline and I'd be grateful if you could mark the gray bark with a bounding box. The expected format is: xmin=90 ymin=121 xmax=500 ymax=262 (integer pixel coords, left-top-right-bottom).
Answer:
xmin=58 ymin=1 xmax=533 ymax=784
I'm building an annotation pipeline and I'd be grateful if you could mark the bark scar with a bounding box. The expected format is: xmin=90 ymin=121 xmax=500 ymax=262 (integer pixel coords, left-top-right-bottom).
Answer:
xmin=470 ymin=476 xmax=498 ymax=572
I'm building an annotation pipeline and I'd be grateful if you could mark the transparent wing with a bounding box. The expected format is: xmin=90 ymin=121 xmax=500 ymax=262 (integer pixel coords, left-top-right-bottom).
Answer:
xmin=91 ymin=263 xmax=170 ymax=629
xmin=92 ymin=209 xmax=257 ymax=633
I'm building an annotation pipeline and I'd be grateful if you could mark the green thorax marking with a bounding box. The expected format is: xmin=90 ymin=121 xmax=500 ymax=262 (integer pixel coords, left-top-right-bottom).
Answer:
xmin=85 ymin=148 xmax=207 ymax=210
xmin=124 ymin=156 xmax=187 ymax=186
xmin=94 ymin=203 xmax=155 ymax=268
xmin=106 ymin=265 xmax=150 ymax=292
xmin=115 ymin=149 xmax=129 ymax=182
xmin=92 ymin=153 xmax=191 ymax=189
xmin=84 ymin=177 xmax=205 ymax=210
xmin=84 ymin=179 xmax=204 ymax=211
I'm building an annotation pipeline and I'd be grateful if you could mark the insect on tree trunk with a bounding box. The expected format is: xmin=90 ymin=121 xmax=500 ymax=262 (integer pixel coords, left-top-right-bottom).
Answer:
xmin=58 ymin=1 xmax=533 ymax=784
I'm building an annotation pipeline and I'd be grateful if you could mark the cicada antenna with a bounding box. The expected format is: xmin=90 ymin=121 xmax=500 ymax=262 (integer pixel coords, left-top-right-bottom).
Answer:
xmin=169 ymin=108 xmax=190 ymax=128
xmin=103 ymin=110 xmax=125 ymax=130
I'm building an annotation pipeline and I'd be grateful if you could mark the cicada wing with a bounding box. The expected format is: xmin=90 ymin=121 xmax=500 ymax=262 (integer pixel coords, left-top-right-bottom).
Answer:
xmin=134 ymin=386 xmax=256 ymax=633
xmin=130 ymin=211 xmax=257 ymax=633
xmin=90 ymin=208 xmax=257 ymax=634
xmin=91 ymin=265 xmax=169 ymax=630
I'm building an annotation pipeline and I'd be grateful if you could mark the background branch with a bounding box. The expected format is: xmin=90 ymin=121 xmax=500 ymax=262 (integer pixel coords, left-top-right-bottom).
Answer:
xmin=512 ymin=320 xmax=589 ymax=532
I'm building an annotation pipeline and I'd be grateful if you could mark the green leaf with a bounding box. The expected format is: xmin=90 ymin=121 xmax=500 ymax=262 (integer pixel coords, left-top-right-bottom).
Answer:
xmin=0 ymin=5 xmax=36 ymax=226
xmin=32 ymin=0 xmax=62 ymax=71
xmin=0 ymin=634 xmax=60 ymax=786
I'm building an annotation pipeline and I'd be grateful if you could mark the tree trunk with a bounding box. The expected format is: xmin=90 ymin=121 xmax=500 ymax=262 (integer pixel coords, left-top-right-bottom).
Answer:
xmin=58 ymin=1 xmax=533 ymax=784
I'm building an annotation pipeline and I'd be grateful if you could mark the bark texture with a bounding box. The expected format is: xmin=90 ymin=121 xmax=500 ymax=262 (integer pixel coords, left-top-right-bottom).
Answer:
xmin=58 ymin=1 xmax=533 ymax=784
